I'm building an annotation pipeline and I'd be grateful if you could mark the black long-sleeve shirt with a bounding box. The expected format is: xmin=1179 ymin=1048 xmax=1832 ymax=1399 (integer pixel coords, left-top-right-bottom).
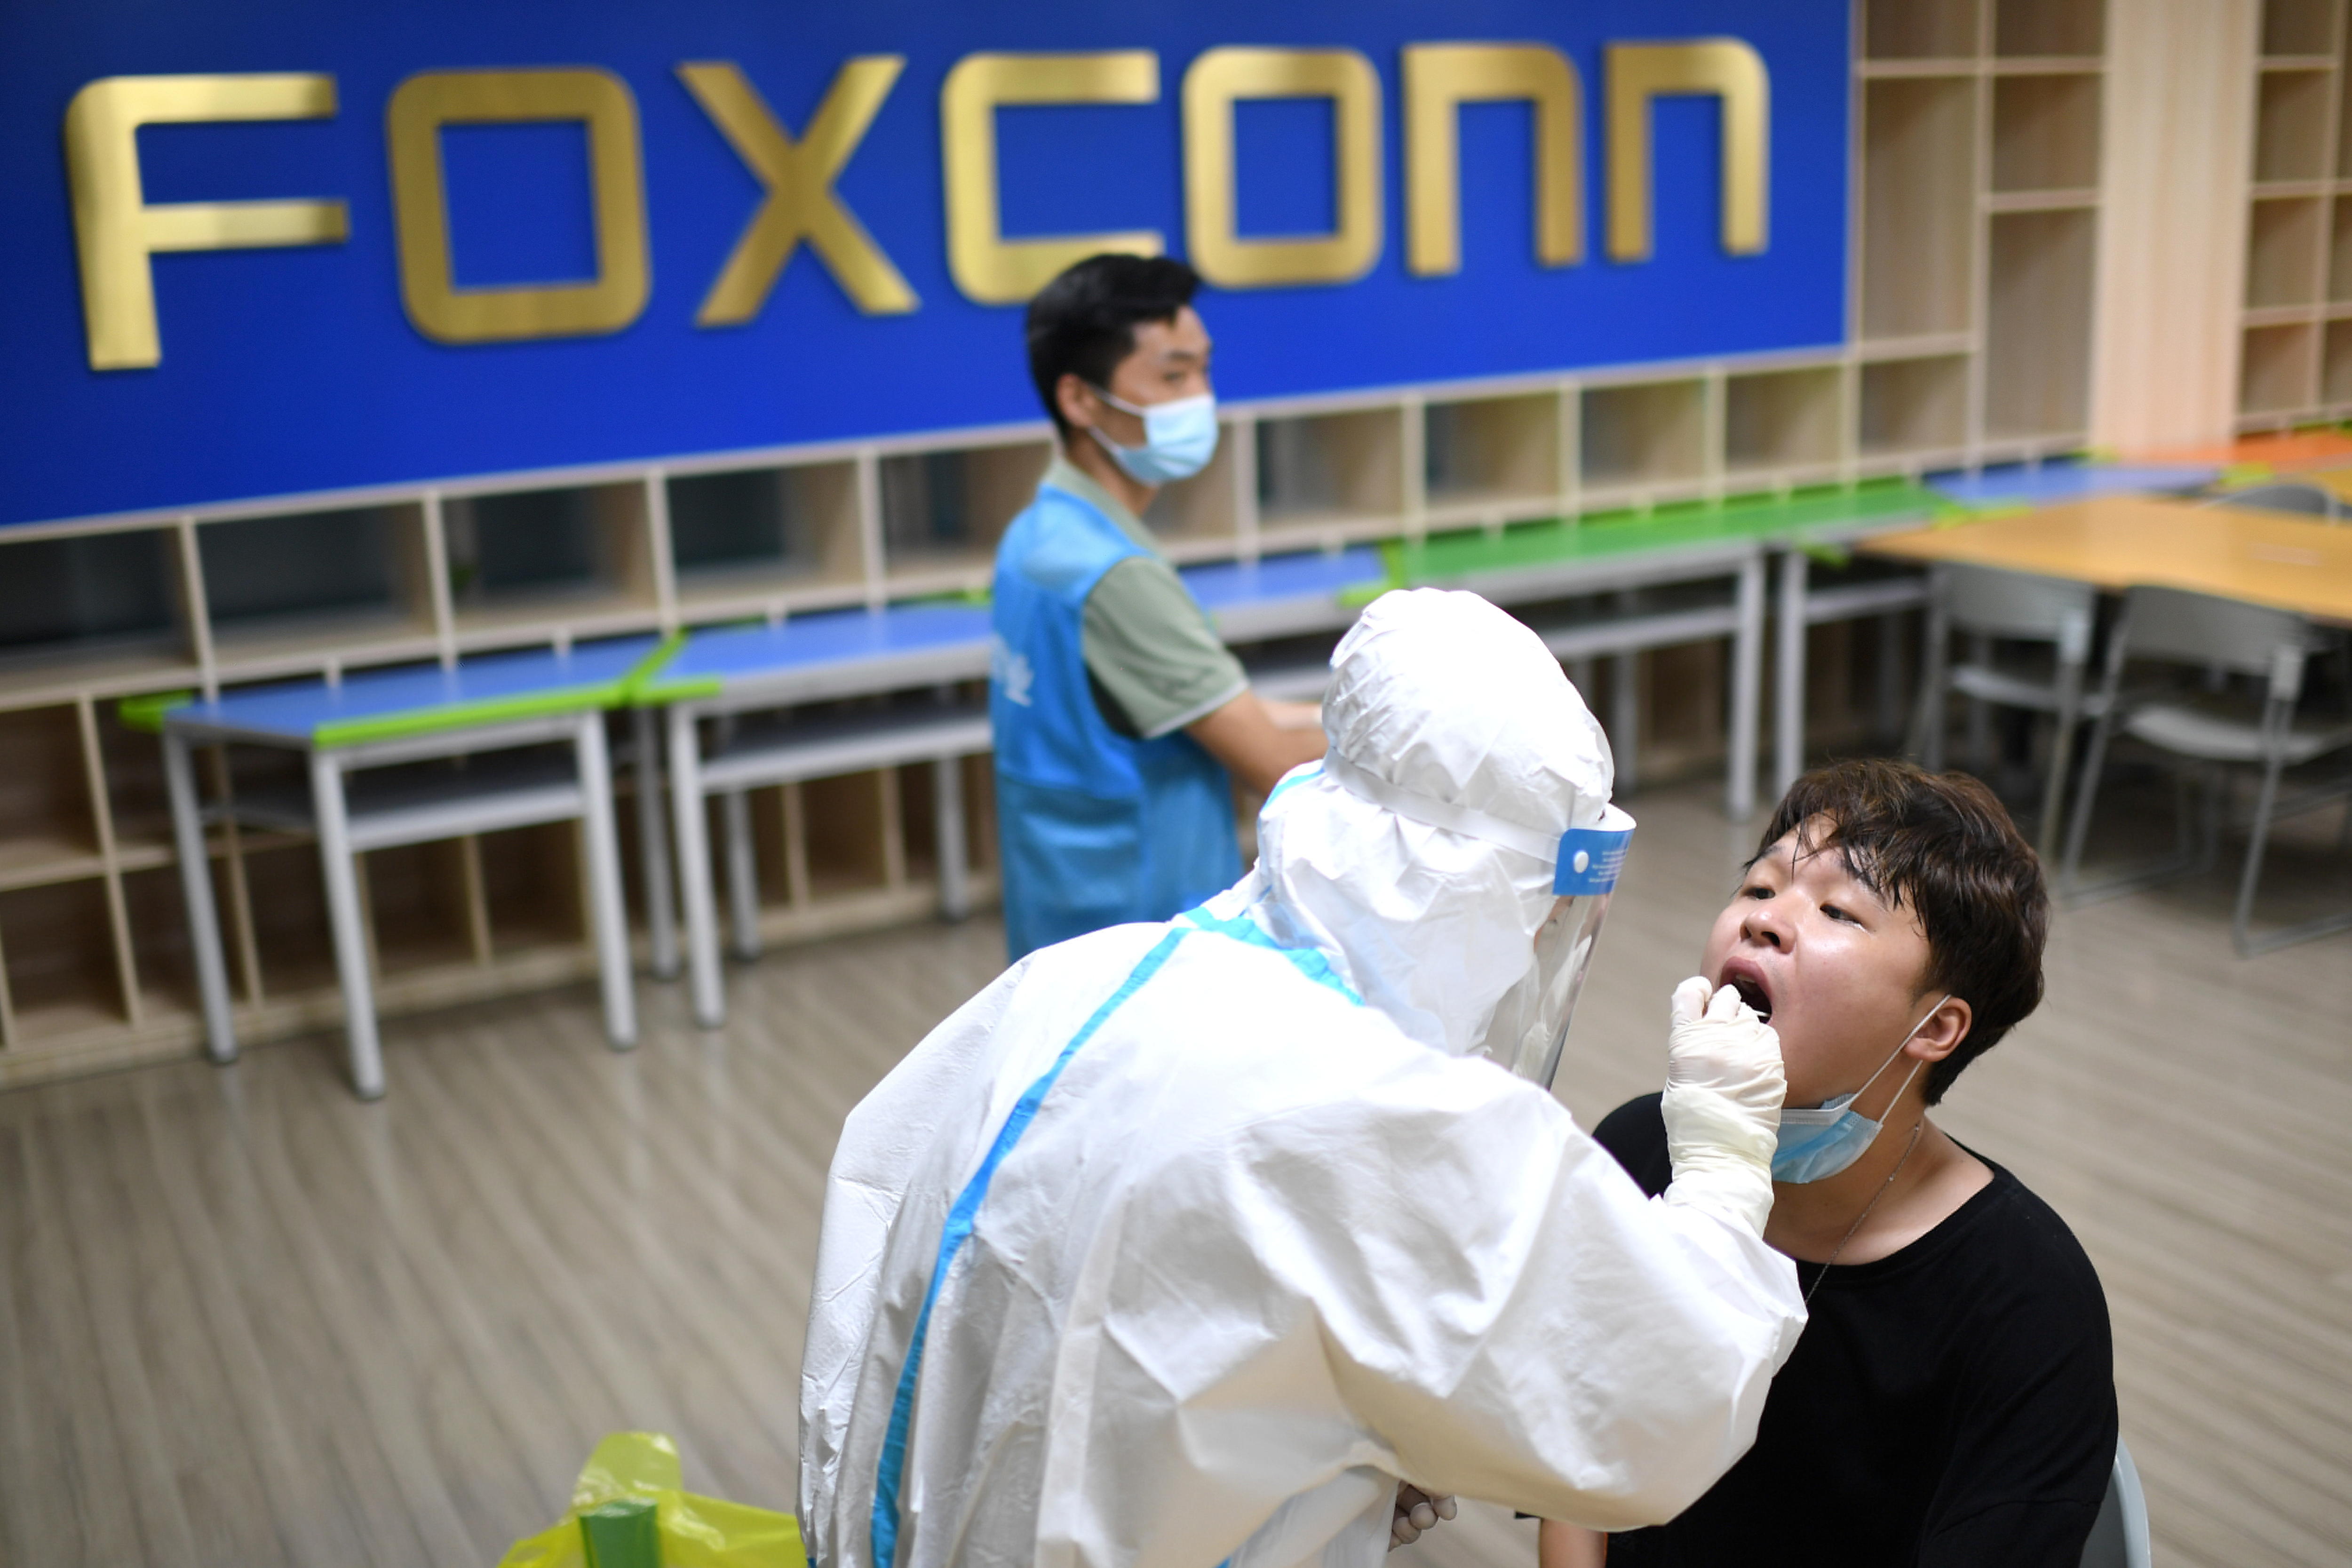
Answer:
xmin=1592 ymin=1094 xmax=2117 ymax=1567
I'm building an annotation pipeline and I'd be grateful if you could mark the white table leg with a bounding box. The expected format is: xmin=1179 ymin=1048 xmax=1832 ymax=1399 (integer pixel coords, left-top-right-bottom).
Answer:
xmin=1965 ymin=632 xmax=1994 ymax=776
xmin=934 ymin=756 xmax=969 ymax=921
xmin=723 ymin=789 xmax=761 ymax=960
xmin=164 ymin=732 xmax=237 ymax=1063
xmin=1912 ymin=570 xmax=1953 ymax=767
xmin=1727 ymin=554 xmax=1766 ymax=820
xmin=1775 ymin=549 xmax=1810 ymax=797
xmin=632 ymin=706 xmax=679 ymax=980
xmin=668 ymin=704 xmax=725 ymax=1028
xmin=1611 ymin=594 xmax=1641 ymax=795
xmin=576 ymin=714 xmax=637 ymax=1050
xmin=310 ymin=750 xmax=384 ymax=1099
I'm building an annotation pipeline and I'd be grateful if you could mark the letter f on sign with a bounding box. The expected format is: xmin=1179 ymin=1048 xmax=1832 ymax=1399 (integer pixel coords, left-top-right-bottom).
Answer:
xmin=65 ymin=74 xmax=349 ymax=370
xmin=678 ymin=59 xmax=917 ymax=321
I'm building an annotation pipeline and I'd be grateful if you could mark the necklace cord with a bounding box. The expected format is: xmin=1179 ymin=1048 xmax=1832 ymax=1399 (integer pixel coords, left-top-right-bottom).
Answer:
xmin=1802 ymin=1119 xmax=1925 ymax=1309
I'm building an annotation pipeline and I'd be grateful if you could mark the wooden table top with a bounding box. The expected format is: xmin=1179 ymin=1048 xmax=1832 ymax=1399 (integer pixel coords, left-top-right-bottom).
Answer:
xmin=1861 ymin=493 xmax=2352 ymax=625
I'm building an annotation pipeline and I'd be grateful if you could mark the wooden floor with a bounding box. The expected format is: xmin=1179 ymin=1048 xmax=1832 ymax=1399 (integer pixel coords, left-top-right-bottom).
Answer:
xmin=2 ymin=778 xmax=2347 ymax=1568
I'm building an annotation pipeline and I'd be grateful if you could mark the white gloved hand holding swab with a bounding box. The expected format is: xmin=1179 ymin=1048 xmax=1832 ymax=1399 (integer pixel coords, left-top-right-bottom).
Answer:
xmin=1659 ymin=976 xmax=1785 ymax=1237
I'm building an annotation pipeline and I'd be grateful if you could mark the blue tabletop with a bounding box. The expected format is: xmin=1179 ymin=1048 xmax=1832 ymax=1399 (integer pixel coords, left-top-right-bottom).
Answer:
xmin=165 ymin=634 xmax=666 ymax=744
xmin=652 ymin=547 xmax=1385 ymax=697
xmin=1181 ymin=545 xmax=1387 ymax=611
xmin=648 ymin=601 xmax=994 ymax=693
xmin=1925 ymin=461 xmax=2219 ymax=506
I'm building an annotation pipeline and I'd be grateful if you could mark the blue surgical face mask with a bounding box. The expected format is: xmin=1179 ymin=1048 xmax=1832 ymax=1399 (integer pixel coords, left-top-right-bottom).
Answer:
xmin=1086 ymin=388 xmax=1218 ymax=485
xmin=1771 ymin=995 xmax=1950 ymax=1185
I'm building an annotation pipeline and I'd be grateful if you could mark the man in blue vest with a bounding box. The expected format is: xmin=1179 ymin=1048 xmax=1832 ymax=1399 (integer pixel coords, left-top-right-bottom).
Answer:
xmin=991 ymin=255 xmax=1325 ymax=960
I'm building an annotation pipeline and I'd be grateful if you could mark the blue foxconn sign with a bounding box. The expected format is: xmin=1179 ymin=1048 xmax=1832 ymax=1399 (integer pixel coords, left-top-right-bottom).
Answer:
xmin=0 ymin=1 xmax=1848 ymax=528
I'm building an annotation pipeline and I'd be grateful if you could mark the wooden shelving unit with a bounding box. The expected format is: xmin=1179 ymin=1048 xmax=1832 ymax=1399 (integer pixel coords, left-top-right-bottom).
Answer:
xmin=1857 ymin=0 xmax=2106 ymax=460
xmin=2237 ymin=0 xmax=2352 ymax=427
xmin=0 ymin=0 xmax=2116 ymax=1088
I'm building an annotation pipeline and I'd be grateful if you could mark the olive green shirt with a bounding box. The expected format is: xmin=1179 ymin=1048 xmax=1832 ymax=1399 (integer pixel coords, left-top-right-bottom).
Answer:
xmin=1044 ymin=456 xmax=1248 ymax=739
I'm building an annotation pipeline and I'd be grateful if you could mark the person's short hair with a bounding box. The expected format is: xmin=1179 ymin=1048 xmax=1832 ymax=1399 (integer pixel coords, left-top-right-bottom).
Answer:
xmin=1752 ymin=759 xmax=2048 ymax=1105
xmin=1026 ymin=254 xmax=1200 ymax=438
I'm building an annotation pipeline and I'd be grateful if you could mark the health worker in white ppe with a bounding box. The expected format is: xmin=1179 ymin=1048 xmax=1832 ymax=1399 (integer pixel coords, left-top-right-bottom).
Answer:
xmin=799 ymin=589 xmax=1807 ymax=1568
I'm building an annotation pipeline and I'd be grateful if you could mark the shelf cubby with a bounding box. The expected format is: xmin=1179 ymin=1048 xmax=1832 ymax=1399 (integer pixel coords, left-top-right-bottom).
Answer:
xmin=1581 ymin=381 xmax=1707 ymax=492
xmin=1984 ymin=208 xmax=2096 ymax=438
xmin=0 ymin=526 xmax=184 ymax=668
xmin=446 ymin=482 xmax=659 ymax=631
xmin=199 ymin=505 xmax=417 ymax=626
xmin=360 ymin=839 xmax=479 ymax=976
xmin=120 ymin=864 xmax=198 ymax=1023
xmin=2249 ymin=196 xmax=2328 ymax=306
xmin=2340 ymin=56 xmax=2352 ymax=175
xmin=880 ymin=440 xmax=1050 ymax=586
xmin=1142 ymin=421 xmax=1245 ymax=548
xmin=2264 ymin=0 xmax=2339 ymax=59
xmin=2256 ymin=67 xmax=2336 ymax=183
xmin=237 ymin=838 xmax=339 ymax=998
xmin=1861 ymin=78 xmax=1978 ymax=341
xmin=1993 ymin=75 xmax=2103 ymax=192
xmin=95 ymin=701 xmax=175 ymax=867
xmin=0 ymin=879 xmax=127 ymax=1047
xmin=200 ymin=503 xmax=437 ymax=663
xmin=1994 ymin=0 xmax=2103 ymax=59
xmin=1863 ymin=0 xmax=1981 ymax=61
xmin=1255 ymin=408 xmax=1407 ymax=539
xmin=1724 ymin=368 xmax=1843 ymax=475
xmin=2322 ymin=320 xmax=2352 ymax=402
xmin=479 ymin=820 xmax=586 ymax=955
xmin=669 ymin=460 xmax=865 ymax=613
xmin=801 ymin=771 xmax=894 ymax=896
xmin=2331 ymin=198 xmax=2352 ymax=300
xmin=1859 ymin=355 xmax=1971 ymax=457
xmin=0 ymin=705 xmax=100 ymax=890
xmin=2241 ymin=321 xmax=2321 ymax=413
xmin=1422 ymin=392 xmax=1565 ymax=520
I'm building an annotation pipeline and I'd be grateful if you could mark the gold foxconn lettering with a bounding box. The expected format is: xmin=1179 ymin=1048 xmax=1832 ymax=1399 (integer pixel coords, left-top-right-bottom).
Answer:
xmin=62 ymin=39 xmax=1769 ymax=370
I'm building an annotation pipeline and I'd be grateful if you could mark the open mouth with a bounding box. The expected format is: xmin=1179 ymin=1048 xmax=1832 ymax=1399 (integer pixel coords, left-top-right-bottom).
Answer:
xmin=1727 ymin=973 xmax=1772 ymax=1022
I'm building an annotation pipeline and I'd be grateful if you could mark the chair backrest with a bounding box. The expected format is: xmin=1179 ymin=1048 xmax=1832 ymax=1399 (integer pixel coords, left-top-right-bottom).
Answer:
xmin=2204 ymin=481 xmax=2337 ymax=518
xmin=1943 ymin=563 xmax=2098 ymax=644
xmin=2078 ymin=1440 xmax=2152 ymax=1568
xmin=2116 ymin=585 xmax=2315 ymax=681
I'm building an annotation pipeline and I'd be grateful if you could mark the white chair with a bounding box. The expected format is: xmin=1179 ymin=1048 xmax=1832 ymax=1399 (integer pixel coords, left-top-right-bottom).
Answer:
xmin=2059 ymin=585 xmax=2352 ymax=955
xmin=2078 ymin=1440 xmax=2152 ymax=1568
xmin=1911 ymin=564 xmax=2102 ymax=861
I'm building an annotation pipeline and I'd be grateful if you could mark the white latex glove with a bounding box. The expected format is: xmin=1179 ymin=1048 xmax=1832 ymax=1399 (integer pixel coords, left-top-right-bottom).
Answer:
xmin=1388 ymin=1484 xmax=1457 ymax=1550
xmin=1660 ymin=976 xmax=1786 ymax=1238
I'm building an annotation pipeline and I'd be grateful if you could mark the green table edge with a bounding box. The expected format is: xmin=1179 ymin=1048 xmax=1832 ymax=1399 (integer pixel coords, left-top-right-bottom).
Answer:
xmin=1337 ymin=479 xmax=1951 ymax=606
xmin=123 ymin=633 xmax=691 ymax=747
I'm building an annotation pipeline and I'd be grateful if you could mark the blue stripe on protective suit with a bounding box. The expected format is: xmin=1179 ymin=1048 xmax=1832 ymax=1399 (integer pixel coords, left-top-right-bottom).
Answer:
xmin=1177 ymin=903 xmax=1360 ymax=1004
xmin=990 ymin=482 xmax=1240 ymax=962
xmin=869 ymin=928 xmax=1186 ymax=1568
xmin=866 ymin=913 xmax=1359 ymax=1567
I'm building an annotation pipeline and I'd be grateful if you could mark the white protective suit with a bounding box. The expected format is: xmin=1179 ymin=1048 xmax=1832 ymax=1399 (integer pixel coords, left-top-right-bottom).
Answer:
xmin=799 ymin=589 xmax=1805 ymax=1568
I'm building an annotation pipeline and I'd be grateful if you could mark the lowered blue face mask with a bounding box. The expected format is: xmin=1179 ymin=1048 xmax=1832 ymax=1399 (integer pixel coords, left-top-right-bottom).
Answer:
xmin=1087 ymin=388 xmax=1219 ymax=484
xmin=1771 ymin=995 xmax=1949 ymax=1184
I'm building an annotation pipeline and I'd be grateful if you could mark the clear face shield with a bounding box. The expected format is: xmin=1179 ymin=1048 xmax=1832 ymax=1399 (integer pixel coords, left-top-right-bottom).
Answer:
xmin=1491 ymin=805 xmax=1636 ymax=1091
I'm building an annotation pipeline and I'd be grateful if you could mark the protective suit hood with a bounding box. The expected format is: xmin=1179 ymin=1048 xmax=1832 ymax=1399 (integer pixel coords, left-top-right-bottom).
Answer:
xmin=1244 ymin=588 xmax=1614 ymax=1058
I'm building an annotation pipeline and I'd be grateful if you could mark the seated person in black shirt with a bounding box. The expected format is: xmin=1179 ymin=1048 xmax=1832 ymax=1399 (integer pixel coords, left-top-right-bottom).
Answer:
xmin=1542 ymin=759 xmax=2116 ymax=1568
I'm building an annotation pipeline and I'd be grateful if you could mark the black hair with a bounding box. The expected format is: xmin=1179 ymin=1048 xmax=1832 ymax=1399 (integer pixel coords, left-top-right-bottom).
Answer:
xmin=1751 ymin=758 xmax=2050 ymax=1105
xmin=1025 ymin=254 xmax=1200 ymax=439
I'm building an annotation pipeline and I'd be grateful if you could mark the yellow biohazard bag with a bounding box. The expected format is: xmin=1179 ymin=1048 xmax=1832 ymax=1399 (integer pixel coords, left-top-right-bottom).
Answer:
xmin=497 ymin=1432 xmax=806 ymax=1568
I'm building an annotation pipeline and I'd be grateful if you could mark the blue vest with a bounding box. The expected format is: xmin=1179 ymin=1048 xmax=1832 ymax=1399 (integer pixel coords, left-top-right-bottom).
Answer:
xmin=990 ymin=480 xmax=1240 ymax=961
